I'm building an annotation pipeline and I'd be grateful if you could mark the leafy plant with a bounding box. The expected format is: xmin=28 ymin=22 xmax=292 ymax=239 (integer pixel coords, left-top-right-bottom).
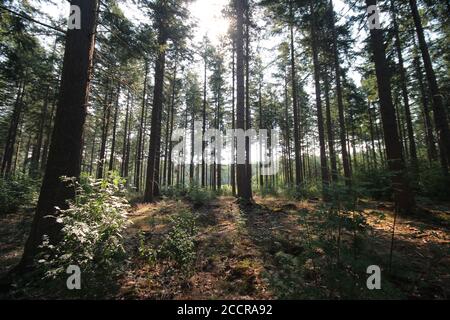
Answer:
xmin=0 ymin=174 xmax=37 ymax=215
xmin=159 ymin=210 xmax=198 ymax=274
xmin=36 ymin=173 xmax=131 ymax=294
xmin=138 ymin=231 xmax=157 ymax=265
xmin=186 ymin=185 xmax=215 ymax=207
xmin=417 ymin=164 xmax=450 ymax=200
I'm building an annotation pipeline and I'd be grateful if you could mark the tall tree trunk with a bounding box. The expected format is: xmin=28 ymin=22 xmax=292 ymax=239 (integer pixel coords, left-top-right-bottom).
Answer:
xmin=30 ymin=86 xmax=50 ymax=177
xmin=164 ymin=61 xmax=177 ymax=187
xmin=244 ymin=1 xmax=252 ymax=196
xmin=22 ymin=133 xmax=32 ymax=174
xmin=231 ymin=38 xmax=236 ymax=196
xmin=217 ymin=88 xmax=222 ymax=191
xmin=96 ymin=82 xmax=112 ymax=179
xmin=412 ymin=34 xmax=437 ymax=163
xmin=310 ymin=1 xmax=330 ymax=197
xmin=202 ymin=52 xmax=207 ymax=188
xmin=20 ymin=0 xmax=99 ymax=267
xmin=284 ymin=71 xmax=293 ymax=185
xmin=366 ymin=0 xmax=414 ymax=214
xmin=258 ymin=83 xmax=264 ymax=188
xmin=391 ymin=0 xmax=418 ymax=170
xmin=324 ymin=72 xmax=338 ymax=182
xmin=40 ymin=87 xmax=58 ymax=173
xmin=121 ymin=90 xmax=131 ymax=177
xmin=329 ymin=0 xmax=351 ymax=185
xmin=154 ymin=129 xmax=162 ymax=197
xmin=144 ymin=27 xmax=167 ymax=202
xmin=109 ymin=83 xmax=121 ymax=172
xmin=89 ymin=120 xmax=98 ymax=175
xmin=236 ymin=0 xmax=251 ymax=201
xmin=168 ymin=74 xmax=176 ymax=187
xmin=289 ymin=2 xmax=303 ymax=187
xmin=125 ymin=108 xmax=132 ymax=180
xmin=1 ymin=80 xmax=26 ymax=177
xmin=368 ymin=103 xmax=378 ymax=168
xmin=135 ymin=61 xmax=149 ymax=191
xmin=410 ymin=0 xmax=450 ymax=174
xmin=190 ymin=106 xmax=195 ymax=185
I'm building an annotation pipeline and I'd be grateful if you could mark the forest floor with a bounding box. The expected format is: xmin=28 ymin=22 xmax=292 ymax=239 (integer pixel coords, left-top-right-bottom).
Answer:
xmin=1 ymin=195 xmax=449 ymax=299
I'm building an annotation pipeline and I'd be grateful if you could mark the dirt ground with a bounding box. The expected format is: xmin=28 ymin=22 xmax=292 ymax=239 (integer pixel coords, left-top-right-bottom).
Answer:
xmin=1 ymin=196 xmax=449 ymax=299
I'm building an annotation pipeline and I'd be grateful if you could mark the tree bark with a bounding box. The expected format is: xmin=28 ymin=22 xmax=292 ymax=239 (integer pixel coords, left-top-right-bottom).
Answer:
xmin=366 ymin=0 xmax=414 ymax=214
xmin=324 ymin=72 xmax=338 ymax=182
xmin=236 ymin=0 xmax=252 ymax=201
xmin=244 ymin=1 xmax=252 ymax=197
xmin=144 ymin=27 xmax=167 ymax=202
xmin=1 ymin=80 xmax=26 ymax=177
xmin=121 ymin=90 xmax=131 ymax=177
xmin=310 ymin=0 xmax=330 ymax=197
xmin=135 ymin=61 xmax=149 ymax=191
xmin=30 ymin=86 xmax=50 ymax=177
xmin=109 ymin=83 xmax=121 ymax=172
xmin=231 ymin=38 xmax=236 ymax=196
xmin=289 ymin=10 xmax=303 ymax=188
xmin=410 ymin=0 xmax=450 ymax=174
xmin=19 ymin=0 xmax=99 ymax=267
xmin=329 ymin=0 xmax=351 ymax=185
xmin=96 ymin=80 xmax=112 ymax=179
xmin=391 ymin=1 xmax=418 ymax=170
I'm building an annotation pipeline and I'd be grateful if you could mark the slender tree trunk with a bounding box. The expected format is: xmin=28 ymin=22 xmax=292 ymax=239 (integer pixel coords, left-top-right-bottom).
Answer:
xmin=391 ymin=1 xmax=418 ymax=170
xmin=1 ymin=80 xmax=26 ymax=177
xmin=97 ymin=81 xmax=112 ymax=179
xmin=165 ymin=61 xmax=177 ymax=187
xmin=40 ymin=95 xmax=56 ymax=173
xmin=284 ymin=72 xmax=293 ymax=185
xmin=89 ymin=120 xmax=98 ymax=175
xmin=374 ymin=105 xmax=386 ymax=163
xmin=324 ymin=72 xmax=338 ymax=182
xmin=22 ymin=133 xmax=32 ymax=174
xmin=202 ymin=53 xmax=207 ymax=188
xmin=289 ymin=4 xmax=303 ymax=187
xmin=412 ymin=34 xmax=437 ymax=163
xmin=258 ymin=83 xmax=264 ymax=188
xmin=236 ymin=0 xmax=251 ymax=201
xmin=30 ymin=86 xmax=50 ymax=177
xmin=154 ymin=129 xmax=162 ymax=197
xmin=368 ymin=103 xmax=378 ymax=168
xmin=410 ymin=0 xmax=450 ymax=174
xmin=19 ymin=0 xmax=99 ymax=267
xmin=135 ymin=61 xmax=149 ymax=191
xmin=125 ymin=108 xmax=132 ymax=180
xmin=396 ymin=95 xmax=408 ymax=161
xmin=121 ymin=90 xmax=131 ymax=177
xmin=310 ymin=1 xmax=330 ymax=197
xmin=190 ymin=106 xmax=195 ymax=184
xmin=217 ymin=83 xmax=222 ymax=191
xmin=109 ymin=83 xmax=121 ymax=172
xmin=244 ymin=2 xmax=252 ymax=196
xmin=231 ymin=39 xmax=236 ymax=196
xmin=330 ymin=0 xmax=351 ymax=186
xmin=168 ymin=73 xmax=177 ymax=187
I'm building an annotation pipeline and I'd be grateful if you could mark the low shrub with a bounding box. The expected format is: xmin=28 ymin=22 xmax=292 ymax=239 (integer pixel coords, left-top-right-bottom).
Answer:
xmin=417 ymin=164 xmax=450 ymax=201
xmin=36 ymin=173 xmax=131 ymax=295
xmin=186 ymin=185 xmax=215 ymax=207
xmin=0 ymin=174 xmax=37 ymax=215
xmin=354 ymin=167 xmax=392 ymax=200
xmin=159 ymin=210 xmax=198 ymax=274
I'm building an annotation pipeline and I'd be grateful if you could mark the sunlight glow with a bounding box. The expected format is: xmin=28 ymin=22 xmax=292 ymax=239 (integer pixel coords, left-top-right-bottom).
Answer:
xmin=189 ymin=0 xmax=230 ymax=46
